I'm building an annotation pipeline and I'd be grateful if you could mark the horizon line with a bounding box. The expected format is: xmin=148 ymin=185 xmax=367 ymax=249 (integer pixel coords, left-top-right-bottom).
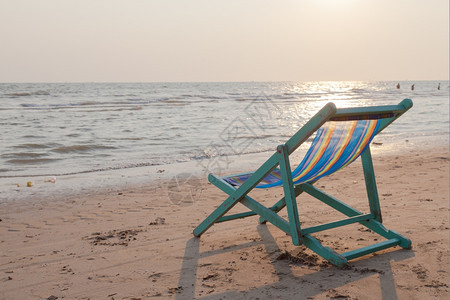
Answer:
xmin=0 ymin=79 xmax=448 ymax=84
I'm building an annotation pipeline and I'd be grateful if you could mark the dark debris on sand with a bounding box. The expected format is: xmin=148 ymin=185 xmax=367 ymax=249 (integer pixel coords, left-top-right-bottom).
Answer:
xmin=84 ymin=228 xmax=143 ymax=246
xmin=149 ymin=217 xmax=165 ymax=225
xmin=276 ymin=246 xmax=330 ymax=268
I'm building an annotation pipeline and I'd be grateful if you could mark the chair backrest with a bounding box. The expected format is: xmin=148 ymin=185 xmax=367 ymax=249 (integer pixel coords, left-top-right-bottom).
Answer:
xmin=253 ymin=118 xmax=381 ymax=188
xmin=291 ymin=118 xmax=380 ymax=184
xmin=223 ymin=99 xmax=412 ymax=189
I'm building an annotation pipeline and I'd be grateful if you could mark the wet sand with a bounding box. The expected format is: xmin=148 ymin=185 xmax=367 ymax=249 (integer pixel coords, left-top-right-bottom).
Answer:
xmin=0 ymin=147 xmax=448 ymax=299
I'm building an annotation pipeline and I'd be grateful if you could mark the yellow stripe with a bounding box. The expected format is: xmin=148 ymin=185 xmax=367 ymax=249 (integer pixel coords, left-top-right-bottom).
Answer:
xmin=340 ymin=120 xmax=377 ymax=169
xmin=293 ymin=122 xmax=336 ymax=182
xmin=310 ymin=120 xmax=358 ymax=180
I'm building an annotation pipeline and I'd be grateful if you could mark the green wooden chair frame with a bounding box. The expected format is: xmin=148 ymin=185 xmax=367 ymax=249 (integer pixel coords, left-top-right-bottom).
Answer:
xmin=194 ymin=99 xmax=413 ymax=267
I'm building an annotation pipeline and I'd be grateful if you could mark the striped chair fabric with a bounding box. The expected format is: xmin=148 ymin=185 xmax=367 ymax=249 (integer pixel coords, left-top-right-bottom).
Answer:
xmin=223 ymin=119 xmax=381 ymax=188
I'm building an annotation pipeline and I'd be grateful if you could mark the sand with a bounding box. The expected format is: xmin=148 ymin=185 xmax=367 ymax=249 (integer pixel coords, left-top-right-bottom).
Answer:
xmin=0 ymin=147 xmax=448 ymax=299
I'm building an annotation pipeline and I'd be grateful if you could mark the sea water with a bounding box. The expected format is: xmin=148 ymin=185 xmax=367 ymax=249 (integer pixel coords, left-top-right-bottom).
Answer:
xmin=0 ymin=81 xmax=448 ymax=201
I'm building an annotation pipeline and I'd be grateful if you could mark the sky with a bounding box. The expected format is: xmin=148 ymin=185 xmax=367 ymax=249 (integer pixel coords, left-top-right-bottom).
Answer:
xmin=1 ymin=0 xmax=448 ymax=82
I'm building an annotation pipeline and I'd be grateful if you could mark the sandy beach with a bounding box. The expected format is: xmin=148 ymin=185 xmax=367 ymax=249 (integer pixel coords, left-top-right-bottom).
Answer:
xmin=0 ymin=146 xmax=448 ymax=299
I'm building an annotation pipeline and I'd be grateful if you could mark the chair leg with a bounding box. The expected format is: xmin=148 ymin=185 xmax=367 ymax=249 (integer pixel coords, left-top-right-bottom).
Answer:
xmin=193 ymin=192 xmax=242 ymax=237
xmin=259 ymin=198 xmax=286 ymax=224
xmin=362 ymin=219 xmax=412 ymax=249
xmin=361 ymin=146 xmax=382 ymax=222
xmin=278 ymin=145 xmax=303 ymax=245
xmin=302 ymin=234 xmax=348 ymax=267
xmin=259 ymin=185 xmax=306 ymax=224
xmin=198 ymin=174 xmax=293 ymax=235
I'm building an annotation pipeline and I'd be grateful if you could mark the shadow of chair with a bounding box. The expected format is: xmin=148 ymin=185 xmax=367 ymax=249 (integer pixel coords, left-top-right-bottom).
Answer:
xmin=177 ymin=223 xmax=415 ymax=300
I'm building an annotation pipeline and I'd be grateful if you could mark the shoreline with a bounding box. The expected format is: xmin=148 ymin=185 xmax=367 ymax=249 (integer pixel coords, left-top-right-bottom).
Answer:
xmin=0 ymin=146 xmax=448 ymax=299
xmin=1 ymin=135 xmax=447 ymax=203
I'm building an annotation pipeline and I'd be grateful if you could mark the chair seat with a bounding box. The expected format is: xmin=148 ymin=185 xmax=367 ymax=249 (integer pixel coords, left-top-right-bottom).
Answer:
xmin=223 ymin=119 xmax=381 ymax=188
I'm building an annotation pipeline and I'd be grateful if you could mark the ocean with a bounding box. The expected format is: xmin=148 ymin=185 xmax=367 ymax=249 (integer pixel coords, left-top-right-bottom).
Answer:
xmin=0 ymin=81 xmax=448 ymax=201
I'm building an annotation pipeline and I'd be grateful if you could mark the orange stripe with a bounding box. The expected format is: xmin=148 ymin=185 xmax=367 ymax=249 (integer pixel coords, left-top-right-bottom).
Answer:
xmin=310 ymin=120 xmax=358 ymax=180
xmin=293 ymin=122 xmax=336 ymax=181
xmin=340 ymin=120 xmax=377 ymax=169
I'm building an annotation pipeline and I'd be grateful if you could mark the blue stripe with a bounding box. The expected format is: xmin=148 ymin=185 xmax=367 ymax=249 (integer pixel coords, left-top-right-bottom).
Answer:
xmin=223 ymin=119 xmax=381 ymax=188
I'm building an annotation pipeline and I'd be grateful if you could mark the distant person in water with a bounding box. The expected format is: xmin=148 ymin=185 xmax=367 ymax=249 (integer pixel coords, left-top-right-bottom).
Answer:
xmin=438 ymin=83 xmax=441 ymax=90
xmin=396 ymin=83 xmax=400 ymax=89
xmin=411 ymin=84 xmax=415 ymax=91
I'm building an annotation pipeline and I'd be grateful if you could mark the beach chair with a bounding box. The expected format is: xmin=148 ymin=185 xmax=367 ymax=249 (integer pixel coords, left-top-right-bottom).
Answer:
xmin=194 ymin=99 xmax=413 ymax=267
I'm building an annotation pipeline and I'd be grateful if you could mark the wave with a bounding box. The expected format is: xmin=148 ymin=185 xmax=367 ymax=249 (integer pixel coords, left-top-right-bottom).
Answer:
xmin=5 ymin=90 xmax=50 ymax=97
xmin=113 ymin=94 xmax=137 ymax=97
xmin=2 ymin=152 xmax=49 ymax=159
xmin=228 ymin=134 xmax=277 ymax=140
xmin=116 ymin=137 xmax=144 ymax=141
xmin=19 ymin=103 xmax=145 ymax=112
xmin=235 ymin=98 xmax=256 ymax=102
xmin=51 ymin=144 xmax=117 ymax=154
xmin=160 ymin=99 xmax=188 ymax=104
xmin=16 ymin=97 xmax=222 ymax=110
xmin=7 ymin=92 xmax=31 ymax=97
xmin=13 ymin=143 xmax=54 ymax=149
xmin=6 ymin=158 xmax=59 ymax=165
xmin=0 ymin=161 xmax=161 ymax=178
xmin=21 ymin=135 xmax=46 ymax=139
